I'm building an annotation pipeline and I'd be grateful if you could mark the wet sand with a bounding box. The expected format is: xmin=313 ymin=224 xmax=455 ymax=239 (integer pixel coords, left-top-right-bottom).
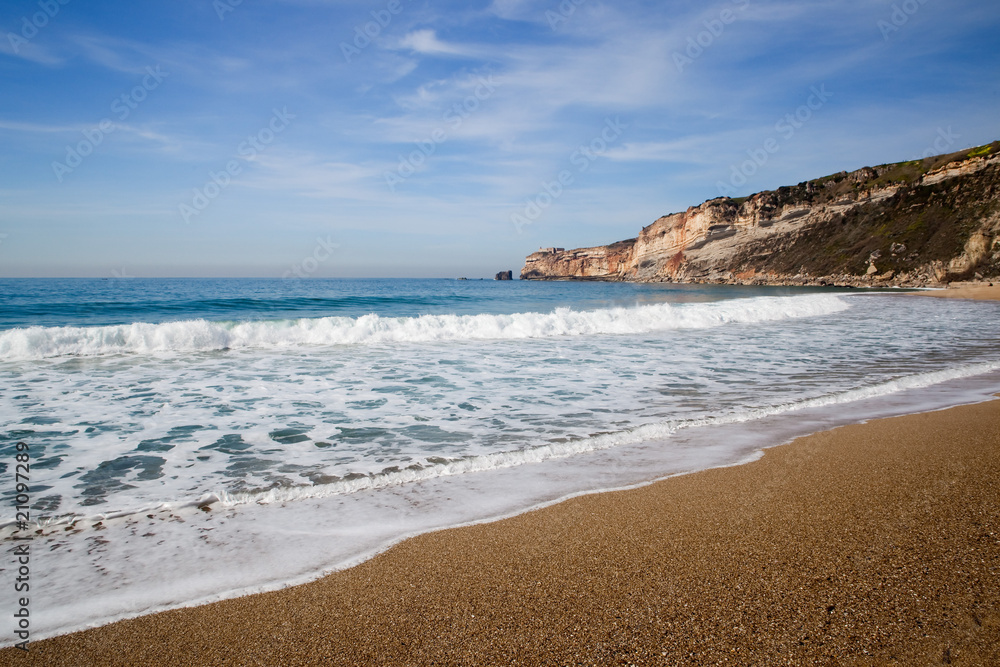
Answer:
xmin=910 ymin=284 xmax=1000 ymax=301
xmin=5 ymin=397 xmax=1000 ymax=665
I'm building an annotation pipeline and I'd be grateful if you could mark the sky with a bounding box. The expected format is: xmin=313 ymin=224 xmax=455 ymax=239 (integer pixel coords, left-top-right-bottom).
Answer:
xmin=0 ymin=0 xmax=998 ymax=278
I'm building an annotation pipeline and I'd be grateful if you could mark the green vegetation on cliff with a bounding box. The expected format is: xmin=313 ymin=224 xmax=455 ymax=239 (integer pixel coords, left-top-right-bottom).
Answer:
xmin=728 ymin=150 xmax=1000 ymax=281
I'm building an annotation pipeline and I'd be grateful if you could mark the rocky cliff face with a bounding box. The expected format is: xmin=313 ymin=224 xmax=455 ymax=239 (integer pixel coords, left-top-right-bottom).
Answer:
xmin=521 ymin=143 xmax=1000 ymax=287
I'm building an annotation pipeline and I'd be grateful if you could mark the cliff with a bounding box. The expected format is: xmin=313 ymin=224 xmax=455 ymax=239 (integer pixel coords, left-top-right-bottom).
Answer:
xmin=521 ymin=142 xmax=1000 ymax=287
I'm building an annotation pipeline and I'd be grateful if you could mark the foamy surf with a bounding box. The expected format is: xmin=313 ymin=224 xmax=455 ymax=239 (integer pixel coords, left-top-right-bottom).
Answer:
xmin=145 ymin=358 xmax=1000 ymax=509
xmin=0 ymin=294 xmax=849 ymax=361
xmin=4 ymin=357 xmax=997 ymax=532
xmin=7 ymin=366 xmax=1000 ymax=646
xmin=2 ymin=280 xmax=999 ymax=645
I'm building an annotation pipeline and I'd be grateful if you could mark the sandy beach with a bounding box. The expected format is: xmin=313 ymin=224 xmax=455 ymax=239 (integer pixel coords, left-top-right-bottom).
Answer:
xmin=910 ymin=284 xmax=1000 ymax=301
xmin=3 ymin=393 xmax=998 ymax=665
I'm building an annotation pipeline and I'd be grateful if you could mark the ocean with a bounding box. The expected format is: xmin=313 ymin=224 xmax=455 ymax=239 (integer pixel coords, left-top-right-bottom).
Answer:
xmin=2 ymin=278 xmax=1000 ymax=642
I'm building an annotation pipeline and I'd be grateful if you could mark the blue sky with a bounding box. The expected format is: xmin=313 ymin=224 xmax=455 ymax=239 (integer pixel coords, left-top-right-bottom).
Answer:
xmin=1 ymin=0 xmax=998 ymax=278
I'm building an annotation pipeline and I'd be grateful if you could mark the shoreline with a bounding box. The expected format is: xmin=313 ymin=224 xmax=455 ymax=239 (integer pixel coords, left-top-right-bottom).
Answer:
xmin=7 ymin=364 xmax=1000 ymax=650
xmin=3 ymin=288 xmax=997 ymax=664
xmin=909 ymin=283 xmax=1000 ymax=301
xmin=6 ymin=396 xmax=1000 ymax=664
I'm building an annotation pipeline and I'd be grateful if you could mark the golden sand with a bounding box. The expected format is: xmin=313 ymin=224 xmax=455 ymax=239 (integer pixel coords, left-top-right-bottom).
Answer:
xmin=910 ymin=284 xmax=1000 ymax=301
xmin=5 ymin=398 xmax=1000 ymax=665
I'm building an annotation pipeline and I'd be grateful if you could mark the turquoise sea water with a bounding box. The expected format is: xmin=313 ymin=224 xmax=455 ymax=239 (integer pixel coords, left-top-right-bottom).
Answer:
xmin=0 ymin=277 xmax=840 ymax=328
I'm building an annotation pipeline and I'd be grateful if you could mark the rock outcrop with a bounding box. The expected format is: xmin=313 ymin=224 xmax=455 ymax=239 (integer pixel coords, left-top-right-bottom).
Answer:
xmin=495 ymin=270 xmax=513 ymax=281
xmin=521 ymin=142 xmax=1000 ymax=287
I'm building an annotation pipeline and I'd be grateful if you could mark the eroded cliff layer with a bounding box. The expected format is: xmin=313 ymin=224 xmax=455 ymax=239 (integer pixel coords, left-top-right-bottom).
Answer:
xmin=521 ymin=143 xmax=1000 ymax=286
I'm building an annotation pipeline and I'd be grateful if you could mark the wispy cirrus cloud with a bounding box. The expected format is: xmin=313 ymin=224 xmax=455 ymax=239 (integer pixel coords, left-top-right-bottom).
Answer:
xmin=397 ymin=29 xmax=470 ymax=56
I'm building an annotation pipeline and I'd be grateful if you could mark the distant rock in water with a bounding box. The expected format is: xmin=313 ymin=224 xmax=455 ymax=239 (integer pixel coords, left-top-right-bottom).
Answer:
xmin=495 ymin=270 xmax=513 ymax=281
xmin=521 ymin=141 xmax=1000 ymax=287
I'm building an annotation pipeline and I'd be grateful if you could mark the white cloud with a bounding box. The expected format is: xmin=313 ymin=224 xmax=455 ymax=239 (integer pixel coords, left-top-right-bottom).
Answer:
xmin=605 ymin=141 xmax=710 ymax=163
xmin=0 ymin=37 xmax=64 ymax=66
xmin=0 ymin=120 xmax=84 ymax=133
xmin=397 ymin=30 xmax=467 ymax=56
xmin=487 ymin=0 xmax=539 ymax=21
xmin=233 ymin=149 xmax=387 ymax=200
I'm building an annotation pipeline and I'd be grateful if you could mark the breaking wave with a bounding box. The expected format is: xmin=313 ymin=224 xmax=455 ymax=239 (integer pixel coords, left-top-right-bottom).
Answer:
xmin=0 ymin=294 xmax=850 ymax=361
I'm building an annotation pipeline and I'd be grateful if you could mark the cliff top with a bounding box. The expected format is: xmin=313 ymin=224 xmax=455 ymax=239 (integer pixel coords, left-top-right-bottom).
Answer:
xmin=694 ymin=141 xmax=1000 ymax=218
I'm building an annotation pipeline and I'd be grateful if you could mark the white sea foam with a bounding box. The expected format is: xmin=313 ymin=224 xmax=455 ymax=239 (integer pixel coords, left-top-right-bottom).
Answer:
xmin=7 ymin=367 xmax=1000 ymax=645
xmin=7 ymin=357 xmax=997 ymax=533
xmin=208 ymin=358 xmax=1000 ymax=509
xmin=0 ymin=294 xmax=849 ymax=360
